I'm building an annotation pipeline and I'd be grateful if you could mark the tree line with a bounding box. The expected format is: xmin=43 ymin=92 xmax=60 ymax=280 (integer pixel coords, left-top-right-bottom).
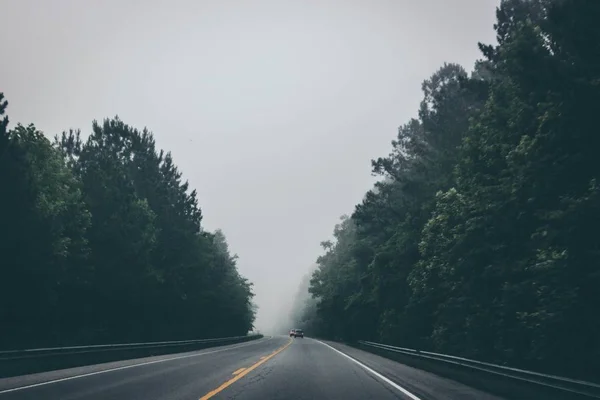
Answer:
xmin=0 ymin=97 xmax=256 ymax=349
xmin=295 ymin=0 xmax=600 ymax=381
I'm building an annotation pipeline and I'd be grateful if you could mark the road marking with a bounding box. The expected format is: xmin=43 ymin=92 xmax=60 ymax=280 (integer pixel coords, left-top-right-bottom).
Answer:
xmin=318 ymin=340 xmax=422 ymax=400
xmin=232 ymin=368 xmax=246 ymax=375
xmin=199 ymin=338 xmax=292 ymax=400
xmin=0 ymin=338 xmax=271 ymax=395
xmin=260 ymin=356 xmax=266 ymax=359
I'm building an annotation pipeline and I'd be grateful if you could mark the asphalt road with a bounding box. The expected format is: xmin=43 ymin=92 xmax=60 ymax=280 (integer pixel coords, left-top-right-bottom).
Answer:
xmin=0 ymin=336 xmax=504 ymax=400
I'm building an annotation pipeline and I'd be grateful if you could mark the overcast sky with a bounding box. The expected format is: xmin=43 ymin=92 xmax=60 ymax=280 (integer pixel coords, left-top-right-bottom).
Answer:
xmin=1 ymin=0 xmax=499 ymax=333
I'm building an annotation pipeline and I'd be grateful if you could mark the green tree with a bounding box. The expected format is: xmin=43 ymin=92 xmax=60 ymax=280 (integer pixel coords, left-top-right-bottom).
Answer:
xmin=300 ymin=0 xmax=600 ymax=380
xmin=0 ymin=101 xmax=91 ymax=347
xmin=1 ymin=97 xmax=255 ymax=349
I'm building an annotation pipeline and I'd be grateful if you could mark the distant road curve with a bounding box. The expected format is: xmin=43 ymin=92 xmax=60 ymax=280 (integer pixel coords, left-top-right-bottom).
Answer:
xmin=0 ymin=336 xmax=503 ymax=400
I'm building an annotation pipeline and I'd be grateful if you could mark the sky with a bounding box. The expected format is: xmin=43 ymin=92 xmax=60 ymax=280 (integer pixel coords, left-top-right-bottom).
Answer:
xmin=0 ymin=0 xmax=499 ymax=333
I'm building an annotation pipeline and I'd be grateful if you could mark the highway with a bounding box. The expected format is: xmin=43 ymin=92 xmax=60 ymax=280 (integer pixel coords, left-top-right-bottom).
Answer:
xmin=0 ymin=336 xmax=504 ymax=400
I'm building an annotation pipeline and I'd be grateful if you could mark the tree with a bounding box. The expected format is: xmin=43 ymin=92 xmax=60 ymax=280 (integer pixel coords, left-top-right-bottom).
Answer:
xmin=0 ymin=106 xmax=91 ymax=347
xmin=298 ymin=0 xmax=600 ymax=380
xmin=1 ymin=98 xmax=255 ymax=349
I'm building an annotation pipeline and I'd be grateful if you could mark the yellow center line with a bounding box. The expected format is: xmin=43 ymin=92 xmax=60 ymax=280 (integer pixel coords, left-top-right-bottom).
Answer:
xmin=199 ymin=338 xmax=293 ymax=400
xmin=232 ymin=368 xmax=246 ymax=376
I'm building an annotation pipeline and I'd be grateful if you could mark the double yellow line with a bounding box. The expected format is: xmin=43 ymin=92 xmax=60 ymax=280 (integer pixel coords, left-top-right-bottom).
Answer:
xmin=199 ymin=338 xmax=293 ymax=400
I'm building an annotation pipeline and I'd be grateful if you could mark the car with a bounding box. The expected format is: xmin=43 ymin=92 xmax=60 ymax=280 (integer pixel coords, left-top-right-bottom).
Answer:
xmin=293 ymin=329 xmax=304 ymax=338
xmin=289 ymin=329 xmax=295 ymax=337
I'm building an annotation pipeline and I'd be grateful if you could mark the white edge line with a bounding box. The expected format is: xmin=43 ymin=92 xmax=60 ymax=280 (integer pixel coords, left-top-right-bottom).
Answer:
xmin=318 ymin=340 xmax=422 ymax=400
xmin=0 ymin=337 xmax=271 ymax=394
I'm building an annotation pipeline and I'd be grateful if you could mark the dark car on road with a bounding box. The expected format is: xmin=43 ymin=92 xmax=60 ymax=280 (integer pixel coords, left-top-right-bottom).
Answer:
xmin=292 ymin=329 xmax=304 ymax=338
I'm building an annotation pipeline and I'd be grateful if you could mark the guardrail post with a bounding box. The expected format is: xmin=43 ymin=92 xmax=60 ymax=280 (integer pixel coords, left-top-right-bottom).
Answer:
xmin=355 ymin=340 xmax=600 ymax=400
xmin=0 ymin=335 xmax=263 ymax=378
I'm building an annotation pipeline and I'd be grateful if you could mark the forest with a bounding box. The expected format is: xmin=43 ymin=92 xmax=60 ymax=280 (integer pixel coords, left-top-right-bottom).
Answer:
xmin=294 ymin=0 xmax=600 ymax=381
xmin=0 ymin=97 xmax=256 ymax=349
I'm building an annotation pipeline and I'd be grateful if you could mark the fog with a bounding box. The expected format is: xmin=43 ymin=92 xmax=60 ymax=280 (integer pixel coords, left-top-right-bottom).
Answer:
xmin=0 ymin=0 xmax=498 ymax=334
xmin=272 ymin=266 xmax=317 ymax=335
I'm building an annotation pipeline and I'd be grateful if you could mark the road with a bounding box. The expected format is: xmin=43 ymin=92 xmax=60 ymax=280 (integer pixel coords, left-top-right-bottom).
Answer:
xmin=0 ymin=336 xmax=504 ymax=400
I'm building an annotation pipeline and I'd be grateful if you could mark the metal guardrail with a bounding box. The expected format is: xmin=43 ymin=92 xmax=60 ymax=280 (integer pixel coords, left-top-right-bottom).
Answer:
xmin=0 ymin=335 xmax=262 ymax=378
xmin=0 ymin=335 xmax=258 ymax=360
xmin=358 ymin=340 xmax=600 ymax=399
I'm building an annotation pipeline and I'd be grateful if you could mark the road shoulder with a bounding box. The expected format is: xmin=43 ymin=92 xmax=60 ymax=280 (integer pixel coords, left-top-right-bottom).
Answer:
xmin=320 ymin=340 xmax=505 ymax=400
xmin=0 ymin=337 xmax=271 ymax=394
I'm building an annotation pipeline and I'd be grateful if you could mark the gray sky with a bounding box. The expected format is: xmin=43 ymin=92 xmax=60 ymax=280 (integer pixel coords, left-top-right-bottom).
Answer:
xmin=1 ymin=0 xmax=499 ymax=333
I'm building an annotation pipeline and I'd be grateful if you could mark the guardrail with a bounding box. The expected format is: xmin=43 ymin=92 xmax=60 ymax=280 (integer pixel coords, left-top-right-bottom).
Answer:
xmin=358 ymin=340 xmax=600 ymax=399
xmin=1 ymin=334 xmax=262 ymax=378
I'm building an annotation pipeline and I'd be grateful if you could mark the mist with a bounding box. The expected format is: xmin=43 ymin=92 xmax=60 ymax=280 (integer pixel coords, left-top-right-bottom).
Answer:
xmin=0 ymin=0 xmax=499 ymax=335
xmin=270 ymin=266 xmax=317 ymax=335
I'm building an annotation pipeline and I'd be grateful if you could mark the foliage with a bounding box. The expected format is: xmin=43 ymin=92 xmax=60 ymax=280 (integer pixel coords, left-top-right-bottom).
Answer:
xmin=0 ymin=102 xmax=255 ymax=348
xmin=298 ymin=0 xmax=600 ymax=380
